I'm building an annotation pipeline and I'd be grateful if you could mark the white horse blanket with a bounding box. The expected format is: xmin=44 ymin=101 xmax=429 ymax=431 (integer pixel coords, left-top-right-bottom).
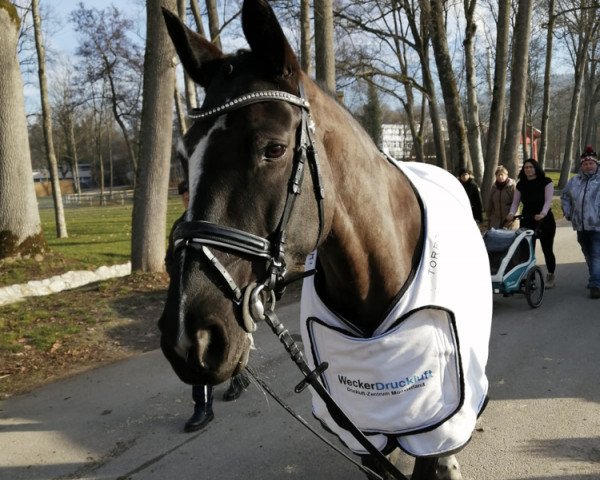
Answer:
xmin=300 ymin=161 xmax=492 ymax=457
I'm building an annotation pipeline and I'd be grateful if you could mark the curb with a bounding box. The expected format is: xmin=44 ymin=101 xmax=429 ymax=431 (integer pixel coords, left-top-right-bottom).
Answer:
xmin=0 ymin=263 xmax=132 ymax=307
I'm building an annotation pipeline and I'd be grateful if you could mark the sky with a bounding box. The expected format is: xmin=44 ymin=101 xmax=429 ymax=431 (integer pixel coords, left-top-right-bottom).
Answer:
xmin=48 ymin=0 xmax=145 ymax=54
xmin=21 ymin=1 xmax=145 ymax=113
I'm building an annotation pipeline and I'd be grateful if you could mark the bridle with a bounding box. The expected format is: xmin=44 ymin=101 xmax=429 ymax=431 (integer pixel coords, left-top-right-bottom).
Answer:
xmin=172 ymin=82 xmax=325 ymax=331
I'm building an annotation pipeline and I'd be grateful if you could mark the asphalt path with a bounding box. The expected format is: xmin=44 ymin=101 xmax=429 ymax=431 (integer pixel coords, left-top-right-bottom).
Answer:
xmin=1 ymin=219 xmax=599 ymax=480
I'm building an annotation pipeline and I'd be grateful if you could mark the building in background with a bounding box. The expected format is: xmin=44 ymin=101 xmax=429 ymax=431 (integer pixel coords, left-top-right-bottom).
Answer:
xmin=381 ymin=123 xmax=415 ymax=160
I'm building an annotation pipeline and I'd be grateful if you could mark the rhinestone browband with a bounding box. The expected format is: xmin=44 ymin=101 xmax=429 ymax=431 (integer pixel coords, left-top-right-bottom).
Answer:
xmin=188 ymin=90 xmax=310 ymax=120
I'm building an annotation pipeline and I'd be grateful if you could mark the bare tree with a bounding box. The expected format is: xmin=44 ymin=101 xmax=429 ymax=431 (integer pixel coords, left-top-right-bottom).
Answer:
xmin=0 ymin=2 xmax=45 ymax=259
xmin=300 ymin=0 xmax=311 ymax=74
xmin=421 ymin=0 xmax=470 ymax=173
xmin=334 ymin=1 xmax=446 ymax=166
xmin=32 ymin=0 xmax=67 ymax=238
xmin=402 ymin=0 xmax=447 ymax=168
xmin=500 ymin=0 xmax=533 ymax=179
xmin=557 ymin=0 xmax=600 ymax=188
xmin=481 ymin=0 xmax=510 ymax=203
xmin=52 ymin=63 xmax=82 ymax=196
xmin=206 ymin=0 xmax=222 ymax=49
xmin=538 ymin=0 xmax=556 ymax=169
xmin=315 ymin=0 xmax=336 ymax=92
xmin=581 ymin=39 xmax=600 ymax=147
xmin=360 ymin=78 xmax=383 ymax=145
xmin=71 ymin=4 xmax=144 ymax=178
xmin=190 ymin=0 xmax=207 ymax=35
xmin=463 ymin=0 xmax=485 ymax=184
xmin=178 ymin=0 xmax=198 ymax=110
xmin=131 ymin=0 xmax=177 ymax=272
xmin=174 ymin=82 xmax=188 ymax=135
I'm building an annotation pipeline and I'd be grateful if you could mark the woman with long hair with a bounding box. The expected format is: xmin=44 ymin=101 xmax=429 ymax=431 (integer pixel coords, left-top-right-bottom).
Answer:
xmin=506 ymin=159 xmax=556 ymax=288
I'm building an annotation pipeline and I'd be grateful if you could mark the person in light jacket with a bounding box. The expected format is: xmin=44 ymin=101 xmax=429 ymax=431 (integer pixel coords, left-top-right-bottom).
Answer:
xmin=561 ymin=146 xmax=600 ymax=299
xmin=486 ymin=165 xmax=519 ymax=230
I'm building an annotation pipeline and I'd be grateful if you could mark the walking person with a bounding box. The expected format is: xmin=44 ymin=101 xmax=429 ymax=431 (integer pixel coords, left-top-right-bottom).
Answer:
xmin=458 ymin=167 xmax=483 ymax=223
xmin=561 ymin=146 xmax=600 ymax=299
xmin=506 ymin=159 xmax=557 ymax=288
xmin=486 ymin=165 xmax=519 ymax=230
xmin=164 ymin=180 xmax=251 ymax=433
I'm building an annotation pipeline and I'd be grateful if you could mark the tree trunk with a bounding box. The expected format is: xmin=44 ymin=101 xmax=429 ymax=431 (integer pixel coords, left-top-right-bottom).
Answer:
xmin=178 ymin=0 xmax=198 ymax=110
xmin=96 ymin=112 xmax=105 ymax=206
xmin=485 ymin=47 xmax=494 ymax=99
xmin=403 ymin=0 xmax=446 ymax=169
xmin=314 ymin=0 xmax=336 ymax=93
xmin=558 ymin=6 xmax=598 ymax=189
xmin=482 ymin=0 xmax=510 ymax=205
xmin=108 ymin=119 xmax=113 ymax=198
xmin=538 ymin=0 xmax=555 ymax=169
xmin=464 ymin=0 xmax=484 ymax=185
xmin=558 ymin=47 xmax=589 ymax=188
xmin=387 ymin=3 xmax=421 ymax=163
xmin=64 ymin=114 xmax=81 ymax=196
xmin=422 ymin=0 xmax=470 ymax=173
xmin=32 ymin=0 xmax=68 ymax=238
xmin=500 ymin=0 xmax=533 ymax=180
xmin=522 ymin=116 xmax=528 ymax=161
xmin=190 ymin=0 xmax=206 ymax=37
xmin=206 ymin=0 xmax=221 ymax=49
xmin=0 ymin=2 xmax=45 ymax=258
xmin=581 ymin=42 xmax=599 ymax=146
xmin=131 ymin=0 xmax=177 ymax=272
xmin=106 ymin=72 xmax=138 ymax=177
xmin=174 ymin=82 xmax=188 ymax=135
xmin=300 ymin=0 xmax=311 ymax=75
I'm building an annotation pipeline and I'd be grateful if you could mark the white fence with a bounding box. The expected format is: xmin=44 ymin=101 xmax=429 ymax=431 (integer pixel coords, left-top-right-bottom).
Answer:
xmin=63 ymin=190 xmax=135 ymax=206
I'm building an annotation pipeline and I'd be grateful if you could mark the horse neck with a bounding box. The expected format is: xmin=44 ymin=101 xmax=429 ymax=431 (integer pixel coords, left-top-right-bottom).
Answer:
xmin=307 ymin=83 xmax=422 ymax=330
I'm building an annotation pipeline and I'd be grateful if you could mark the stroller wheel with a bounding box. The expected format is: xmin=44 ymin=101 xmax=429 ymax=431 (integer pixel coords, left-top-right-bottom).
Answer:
xmin=525 ymin=266 xmax=544 ymax=308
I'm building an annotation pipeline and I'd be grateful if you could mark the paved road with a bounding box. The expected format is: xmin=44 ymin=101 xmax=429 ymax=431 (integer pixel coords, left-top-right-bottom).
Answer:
xmin=1 ymin=220 xmax=599 ymax=480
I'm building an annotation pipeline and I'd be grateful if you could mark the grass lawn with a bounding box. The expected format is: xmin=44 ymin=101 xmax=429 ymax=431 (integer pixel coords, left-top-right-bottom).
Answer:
xmin=0 ymin=197 xmax=184 ymax=287
xmin=0 ymin=198 xmax=185 ymax=395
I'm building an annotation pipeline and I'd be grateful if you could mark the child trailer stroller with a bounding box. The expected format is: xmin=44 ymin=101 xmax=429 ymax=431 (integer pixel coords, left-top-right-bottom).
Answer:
xmin=483 ymin=219 xmax=545 ymax=308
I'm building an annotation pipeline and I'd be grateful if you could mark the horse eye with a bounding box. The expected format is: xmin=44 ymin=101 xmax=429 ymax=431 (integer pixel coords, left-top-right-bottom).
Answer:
xmin=264 ymin=144 xmax=287 ymax=159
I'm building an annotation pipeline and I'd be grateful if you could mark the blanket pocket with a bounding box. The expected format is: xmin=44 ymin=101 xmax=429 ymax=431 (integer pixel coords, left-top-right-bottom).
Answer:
xmin=306 ymin=306 xmax=463 ymax=435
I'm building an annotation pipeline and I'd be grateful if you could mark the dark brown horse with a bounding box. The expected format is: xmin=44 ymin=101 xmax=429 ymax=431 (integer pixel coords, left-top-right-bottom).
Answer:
xmin=159 ymin=1 xmax=491 ymax=478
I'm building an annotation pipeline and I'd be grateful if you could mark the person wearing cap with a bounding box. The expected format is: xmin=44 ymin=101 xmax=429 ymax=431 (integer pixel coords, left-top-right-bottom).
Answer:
xmin=561 ymin=146 xmax=600 ymax=299
xmin=163 ymin=180 xmax=251 ymax=433
xmin=457 ymin=167 xmax=483 ymax=223
xmin=486 ymin=165 xmax=519 ymax=230
xmin=506 ymin=159 xmax=557 ymax=288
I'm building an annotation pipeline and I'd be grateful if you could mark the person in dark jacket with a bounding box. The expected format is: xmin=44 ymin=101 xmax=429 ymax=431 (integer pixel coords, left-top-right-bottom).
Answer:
xmin=458 ymin=168 xmax=483 ymax=223
xmin=506 ymin=159 xmax=556 ymax=288
xmin=164 ymin=181 xmax=251 ymax=433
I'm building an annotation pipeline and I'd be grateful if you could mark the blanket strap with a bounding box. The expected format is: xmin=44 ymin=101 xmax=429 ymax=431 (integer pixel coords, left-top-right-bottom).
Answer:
xmin=263 ymin=310 xmax=410 ymax=480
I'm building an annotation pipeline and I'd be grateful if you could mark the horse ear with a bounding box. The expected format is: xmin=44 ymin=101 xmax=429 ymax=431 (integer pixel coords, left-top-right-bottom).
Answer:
xmin=162 ymin=8 xmax=223 ymax=88
xmin=241 ymin=0 xmax=301 ymax=84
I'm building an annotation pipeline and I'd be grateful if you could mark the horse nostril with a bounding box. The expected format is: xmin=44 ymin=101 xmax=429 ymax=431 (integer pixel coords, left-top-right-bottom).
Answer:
xmin=195 ymin=325 xmax=226 ymax=370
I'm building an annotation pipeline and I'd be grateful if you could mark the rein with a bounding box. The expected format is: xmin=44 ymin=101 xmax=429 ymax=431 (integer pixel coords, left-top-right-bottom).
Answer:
xmin=174 ymin=82 xmax=409 ymax=480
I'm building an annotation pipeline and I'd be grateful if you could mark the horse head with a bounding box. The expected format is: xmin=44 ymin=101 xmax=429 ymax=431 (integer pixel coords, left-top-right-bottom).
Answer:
xmin=159 ymin=0 xmax=332 ymax=386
